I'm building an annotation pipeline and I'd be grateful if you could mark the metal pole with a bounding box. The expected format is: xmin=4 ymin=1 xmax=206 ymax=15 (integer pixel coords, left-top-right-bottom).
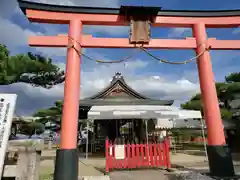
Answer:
xmin=145 ymin=120 xmax=148 ymax=144
xmin=169 ymin=118 xmax=176 ymax=154
xmin=145 ymin=119 xmax=150 ymax=165
xmin=132 ymin=119 xmax=134 ymax=140
xmin=116 ymin=119 xmax=118 ymax=138
xmin=86 ymin=121 xmax=89 ymax=159
xmin=173 ymin=119 xmax=176 ymax=154
xmin=200 ymin=118 xmax=208 ymax=161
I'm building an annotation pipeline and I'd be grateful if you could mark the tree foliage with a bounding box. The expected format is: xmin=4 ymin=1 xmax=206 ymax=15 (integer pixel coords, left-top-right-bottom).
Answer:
xmin=225 ymin=72 xmax=240 ymax=83
xmin=181 ymin=93 xmax=202 ymax=111
xmin=181 ymin=72 xmax=240 ymax=121
xmin=33 ymin=100 xmax=93 ymax=132
xmin=0 ymin=44 xmax=65 ymax=88
xmin=34 ymin=101 xmax=63 ymax=128
xmin=13 ymin=117 xmax=45 ymax=138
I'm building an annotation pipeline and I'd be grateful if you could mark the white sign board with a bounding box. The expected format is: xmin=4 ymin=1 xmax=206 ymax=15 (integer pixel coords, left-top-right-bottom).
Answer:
xmin=115 ymin=145 xmax=125 ymax=159
xmin=109 ymin=146 xmax=113 ymax=156
xmin=0 ymin=94 xmax=17 ymax=178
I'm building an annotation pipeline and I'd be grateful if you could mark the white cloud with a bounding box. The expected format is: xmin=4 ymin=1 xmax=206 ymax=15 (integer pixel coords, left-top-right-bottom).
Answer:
xmin=168 ymin=28 xmax=192 ymax=38
xmin=124 ymin=59 xmax=148 ymax=69
xmin=35 ymin=47 xmax=67 ymax=57
xmin=35 ymin=0 xmax=119 ymax=7
xmin=30 ymin=0 xmax=128 ymax=37
xmin=182 ymin=69 xmax=199 ymax=83
xmin=2 ymin=0 xmax=238 ymax=116
xmin=0 ymin=0 xmax=20 ymax=18
xmin=83 ymin=26 xmax=129 ymax=36
xmin=0 ymin=17 xmax=68 ymax=56
xmin=0 ymin=0 xmax=125 ymax=55
xmin=1 ymin=59 xmax=200 ymax=115
xmin=0 ymin=17 xmax=40 ymax=48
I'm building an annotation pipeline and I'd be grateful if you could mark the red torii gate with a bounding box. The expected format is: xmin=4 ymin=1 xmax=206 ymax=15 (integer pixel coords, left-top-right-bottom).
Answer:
xmin=18 ymin=1 xmax=240 ymax=179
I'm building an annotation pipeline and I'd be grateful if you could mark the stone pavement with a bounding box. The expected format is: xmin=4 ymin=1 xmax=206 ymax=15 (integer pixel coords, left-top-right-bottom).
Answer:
xmin=40 ymin=150 xmax=209 ymax=177
xmin=170 ymin=152 xmax=240 ymax=176
xmin=170 ymin=152 xmax=240 ymax=167
xmin=41 ymin=150 xmax=240 ymax=178
xmin=170 ymin=152 xmax=206 ymax=164
xmin=41 ymin=150 xmax=105 ymax=176
xmin=79 ymin=169 xmax=171 ymax=180
xmin=79 ymin=152 xmax=208 ymax=171
xmin=40 ymin=159 xmax=105 ymax=176
xmin=109 ymin=170 xmax=170 ymax=180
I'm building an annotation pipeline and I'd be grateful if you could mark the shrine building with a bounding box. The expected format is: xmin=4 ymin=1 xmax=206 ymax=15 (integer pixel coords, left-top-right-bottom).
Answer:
xmin=77 ymin=72 xmax=202 ymax=152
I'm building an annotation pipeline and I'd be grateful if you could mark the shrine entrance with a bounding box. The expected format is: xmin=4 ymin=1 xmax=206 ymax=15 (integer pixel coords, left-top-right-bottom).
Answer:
xmin=18 ymin=1 xmax=240 ymax=179
xmin=95 ymin=119 xmax=143 ymax=145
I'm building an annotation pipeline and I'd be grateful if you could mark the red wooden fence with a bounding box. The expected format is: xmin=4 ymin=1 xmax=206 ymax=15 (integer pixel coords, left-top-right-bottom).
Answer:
xmin=105 ymin=138 xmax=171 ymax=173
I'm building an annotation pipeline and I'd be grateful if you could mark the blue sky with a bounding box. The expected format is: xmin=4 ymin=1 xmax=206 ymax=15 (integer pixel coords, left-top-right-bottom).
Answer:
xmin=0 ymin=0 xmax=239 ymax=115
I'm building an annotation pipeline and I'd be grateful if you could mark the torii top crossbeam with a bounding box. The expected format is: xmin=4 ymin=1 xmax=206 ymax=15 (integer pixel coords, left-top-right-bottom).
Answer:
xmin=18 ymin=0 xmax=240 ymax=49
xmin=18 ymin=0 xmax=240 ymax=26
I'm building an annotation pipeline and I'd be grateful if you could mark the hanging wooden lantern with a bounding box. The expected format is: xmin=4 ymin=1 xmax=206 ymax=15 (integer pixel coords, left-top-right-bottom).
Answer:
xmin=120 ymin=6 xmax=161 ymax=44
xmin=130 ymin=19 xmax=151 ymax=44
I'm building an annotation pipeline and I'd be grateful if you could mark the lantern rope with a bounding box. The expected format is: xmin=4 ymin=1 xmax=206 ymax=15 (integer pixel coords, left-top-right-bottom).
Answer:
xmin=67 ymin=36 xmax=141 ymax=64
xmin=139 ymin=45 xmax=211 ymax=65
xmin=67 ymin=36 xmax=211 ymax=65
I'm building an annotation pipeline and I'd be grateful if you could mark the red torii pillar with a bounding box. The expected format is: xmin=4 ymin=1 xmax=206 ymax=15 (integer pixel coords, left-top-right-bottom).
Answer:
xmin=17 ymin=1 xmax=240 ymax=179
xmin=56 ymin=20 xmax=82 ymax=180
xmin=193 ymin=23 xmax=233 ymax=175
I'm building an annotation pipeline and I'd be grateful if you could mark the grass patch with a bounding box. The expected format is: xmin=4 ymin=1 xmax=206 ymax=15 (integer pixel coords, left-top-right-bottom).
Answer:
xmin=40 ymin=173 xmax=53 ymax=180
xmin=39 ymin=166 xmax=54 ymax=180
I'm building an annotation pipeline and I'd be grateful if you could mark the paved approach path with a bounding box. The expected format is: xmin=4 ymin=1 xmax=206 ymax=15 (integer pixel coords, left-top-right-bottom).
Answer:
xmin=41 ymin=150 xmax=240 ymax=178
xmin=110 ymin=170 xmax=170 ymax=180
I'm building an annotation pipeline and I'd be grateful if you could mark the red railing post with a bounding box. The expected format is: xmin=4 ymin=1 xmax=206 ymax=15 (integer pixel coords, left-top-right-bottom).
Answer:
xmin=105 ymin=138 xmax=109 ymax=173
xmin=136 ymin=144 xmax=140 ymax=167
xmin=140 ymin=143 xmax=144 ymax=167
xmin=105 ymin=139 xmax=170 ymax=171
xmin=153 ymin=143 xmax=157 ymax=167
xmin=112 ymin=141 xmax=116 ymax=169
xmin=164 ymin=137 xmax=171 ymax=169
xmin=124 ymin=144 xmax=127 ymax=168
xmin=163 ymin=140 xmax=167 ymax=168
xmin=158 ymin=143 xmax=162 ymax=166
xmin=127 ymin=143 xmax=131 ymax=168
xmin=144 ymin=143 xmax=149 ymax=166
xmin=132 ymin=144 xmax=136 ymax=168
xmin=149 ymin=143 xmax=153 ymax=167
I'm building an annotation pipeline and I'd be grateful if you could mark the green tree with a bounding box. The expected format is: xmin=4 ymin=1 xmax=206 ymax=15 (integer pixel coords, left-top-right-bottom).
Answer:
xmin=34 ymin=100 xmax=63 ymax=126
xmin=0 ymin=44 xmax=65 ymax=88
xmin=181 ymin=72 xmax=240 ymax=121
xmin=14 ymin=117 xmax=45 ymax=138
xmin=33 ymin=100 xmax=93 ymax=133
xmin=181 ymin=93 xmax=202 ymax=111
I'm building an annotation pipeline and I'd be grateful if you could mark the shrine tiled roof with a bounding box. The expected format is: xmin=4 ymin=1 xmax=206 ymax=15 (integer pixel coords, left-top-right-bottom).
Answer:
xmin=80 ymin=72 xmax=174 ymax=106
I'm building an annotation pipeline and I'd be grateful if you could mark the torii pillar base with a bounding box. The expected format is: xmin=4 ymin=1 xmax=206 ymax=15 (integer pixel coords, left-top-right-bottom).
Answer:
xmin=207 ymin=145 xmax=234 ymax=177
xmin=54 ymin=149 xmax=79 ymax=180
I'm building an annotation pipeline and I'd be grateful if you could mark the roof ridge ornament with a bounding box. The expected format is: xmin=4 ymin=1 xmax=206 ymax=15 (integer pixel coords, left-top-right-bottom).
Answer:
xmin=114 ymin=72 xmax=122 ymax=78
xmin=110 ymin=72 xmax=123 ymax=84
